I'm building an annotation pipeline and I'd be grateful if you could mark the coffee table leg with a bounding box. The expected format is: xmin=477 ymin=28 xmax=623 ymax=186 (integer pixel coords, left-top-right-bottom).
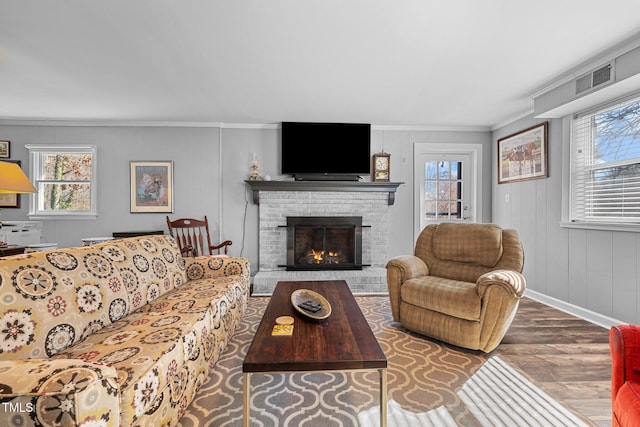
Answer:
xmin=380 ymin=368 xmax=387 ymax=427
xmin=243 ymin=372 xmax=251 ymax=427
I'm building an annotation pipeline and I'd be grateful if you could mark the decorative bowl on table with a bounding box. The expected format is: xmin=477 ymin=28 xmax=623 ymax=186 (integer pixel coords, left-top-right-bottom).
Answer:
xmin=291 ymin=289 xmax=332 ymax=320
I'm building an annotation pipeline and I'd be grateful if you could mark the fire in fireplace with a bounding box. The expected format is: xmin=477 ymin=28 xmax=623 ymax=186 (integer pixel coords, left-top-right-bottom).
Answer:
xmin=283 ymin=216 xmax=365 ymax=271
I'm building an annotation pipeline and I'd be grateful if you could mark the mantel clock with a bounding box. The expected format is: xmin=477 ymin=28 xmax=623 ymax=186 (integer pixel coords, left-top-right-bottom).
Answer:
xmin=372 ymin=151 xmax=390 ymax=182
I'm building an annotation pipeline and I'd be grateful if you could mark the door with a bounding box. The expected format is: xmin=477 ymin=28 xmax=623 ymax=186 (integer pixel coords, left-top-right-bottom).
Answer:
xmin=414 ymin=144 xmax=481 ymax=239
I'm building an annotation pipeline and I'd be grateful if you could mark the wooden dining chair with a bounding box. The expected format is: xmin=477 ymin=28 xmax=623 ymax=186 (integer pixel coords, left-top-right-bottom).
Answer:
xmin=166 ymin=216 xmax=232 ymax=257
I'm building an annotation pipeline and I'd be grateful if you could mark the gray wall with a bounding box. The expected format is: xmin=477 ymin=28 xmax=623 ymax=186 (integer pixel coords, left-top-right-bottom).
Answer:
xmin=7 ymin=120 xmax=631 ymax=325
xmin=492 ymin=115 xmax=635 ymax=325
xmin=0 ymin=125 xmax=223 ymax=248
xmin=1 ymin=124 xmax=492 ymax=282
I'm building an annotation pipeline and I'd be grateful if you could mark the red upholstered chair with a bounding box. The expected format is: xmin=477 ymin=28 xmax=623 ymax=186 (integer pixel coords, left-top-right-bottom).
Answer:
xmin=610 ymin=325 xmax=640 ymax=426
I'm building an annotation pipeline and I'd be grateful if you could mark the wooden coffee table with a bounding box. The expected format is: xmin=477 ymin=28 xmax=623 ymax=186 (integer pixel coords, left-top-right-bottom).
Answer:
xmin=242 ymin=280 xmax=388 ymax=427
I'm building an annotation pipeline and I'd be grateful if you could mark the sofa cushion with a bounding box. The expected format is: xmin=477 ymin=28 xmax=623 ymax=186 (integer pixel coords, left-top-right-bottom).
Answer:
xmin=401 ymin=276 xmax=481 ymax=321
xmin=52 ymin=276 xmax=243 ymax=426
xmin=0 ymin=246 xmax=131 ymax=359
xmin=0 ymin=358 xmax=120 ymax=426
xmin=432 ymin=223 xmax=503 ymax=268
xmin=102 ymin=235 xmax=188 ymax=312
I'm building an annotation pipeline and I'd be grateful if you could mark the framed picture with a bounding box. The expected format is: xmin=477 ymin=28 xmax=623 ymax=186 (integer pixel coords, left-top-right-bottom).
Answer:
xmin=130 ymin=161 xmax=174 ymax=213
xmin=0 ymin=160 xmax=22 ymax=208
xmin=498 ymin=122 xmax=549 ymax=184
xmin=0 ymin=141 xmax=9 ymax=158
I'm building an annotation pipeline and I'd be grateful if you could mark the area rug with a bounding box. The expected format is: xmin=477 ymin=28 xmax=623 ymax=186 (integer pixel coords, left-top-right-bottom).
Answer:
xmin=358 ymin=356 xmax=590 ymax=427
xmin=177 ymin=296 xmax=594 ymax=427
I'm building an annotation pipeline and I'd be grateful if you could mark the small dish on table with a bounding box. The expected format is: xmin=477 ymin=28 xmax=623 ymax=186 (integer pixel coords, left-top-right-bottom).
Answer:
xmin=291 ymin=289 xmax=332 ymax=320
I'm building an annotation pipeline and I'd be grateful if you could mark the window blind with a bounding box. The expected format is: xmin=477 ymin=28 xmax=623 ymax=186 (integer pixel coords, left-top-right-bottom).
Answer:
xmin=571 ymin=95 xmax=640 ymax=222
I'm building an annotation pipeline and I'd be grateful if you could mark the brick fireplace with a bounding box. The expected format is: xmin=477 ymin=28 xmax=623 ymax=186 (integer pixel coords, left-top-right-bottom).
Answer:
xmin=246 ymin=181 xmax=401 ymax=294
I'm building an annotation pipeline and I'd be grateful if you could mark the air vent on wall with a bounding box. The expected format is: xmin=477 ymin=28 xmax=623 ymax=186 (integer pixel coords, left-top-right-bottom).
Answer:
xmin=575 ymin=63 xmax=614 ymax=95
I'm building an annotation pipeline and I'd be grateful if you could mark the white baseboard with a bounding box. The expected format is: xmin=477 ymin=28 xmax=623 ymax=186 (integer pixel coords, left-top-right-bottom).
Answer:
xmin=524 ymin=289 xmax=622 ymax=329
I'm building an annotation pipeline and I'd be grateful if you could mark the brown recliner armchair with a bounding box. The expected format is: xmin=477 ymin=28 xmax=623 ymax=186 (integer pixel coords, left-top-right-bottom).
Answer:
xmin=386 ymin=222 xmax=525 ymax=353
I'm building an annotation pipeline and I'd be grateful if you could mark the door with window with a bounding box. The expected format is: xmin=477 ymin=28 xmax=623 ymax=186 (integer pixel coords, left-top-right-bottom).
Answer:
xmin=414 ymin=144 xmax=481 ymax=239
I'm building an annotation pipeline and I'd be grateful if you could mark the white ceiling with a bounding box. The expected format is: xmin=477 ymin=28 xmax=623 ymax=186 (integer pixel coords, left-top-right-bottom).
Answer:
xmin=2 ymin=1 xmax=640 ymax=129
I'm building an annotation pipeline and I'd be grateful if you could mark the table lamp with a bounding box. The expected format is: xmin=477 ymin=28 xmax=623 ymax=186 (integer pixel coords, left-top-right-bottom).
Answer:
xmin=0 ymin=161 xmax=36 ymax=228
xmin=0 ymin=161 xmax=36 ymax=194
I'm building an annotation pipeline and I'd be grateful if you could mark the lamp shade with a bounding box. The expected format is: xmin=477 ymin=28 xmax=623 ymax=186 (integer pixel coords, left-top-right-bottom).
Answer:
xmin=0 ymin=161 xmax=36 ymax=193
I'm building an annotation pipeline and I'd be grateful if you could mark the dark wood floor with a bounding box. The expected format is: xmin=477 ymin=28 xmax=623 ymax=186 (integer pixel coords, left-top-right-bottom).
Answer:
xmin=496 ymin=297 xmax=612 ymax=426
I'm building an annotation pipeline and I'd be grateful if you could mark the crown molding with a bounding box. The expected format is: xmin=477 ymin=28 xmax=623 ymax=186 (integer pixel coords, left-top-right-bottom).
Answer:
xmin=490 ymin=108 xmax=536 ymax=131
xmin=0 ymin=119 xmax=491 ymax=132
xmin=220 ymin=123 xmax=280 ymax=129
xmin=0 ymin=119 xmax=225 ymax=128
xmin=371 ymin=124 xmax=490 ymax=132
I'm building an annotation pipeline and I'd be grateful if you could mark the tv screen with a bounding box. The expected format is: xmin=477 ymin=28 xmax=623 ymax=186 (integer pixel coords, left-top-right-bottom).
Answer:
xmin=281 ymin=122 xmax=371 ymax=179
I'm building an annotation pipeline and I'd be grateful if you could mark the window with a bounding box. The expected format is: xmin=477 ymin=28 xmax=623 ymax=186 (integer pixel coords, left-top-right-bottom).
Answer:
xmin=424 ymin=160 xmax=464 ymax=221
xmin=26 ymin=145 xmax=97 ymax=218
xmin=571 ymin=95 xmax=640 ymax=223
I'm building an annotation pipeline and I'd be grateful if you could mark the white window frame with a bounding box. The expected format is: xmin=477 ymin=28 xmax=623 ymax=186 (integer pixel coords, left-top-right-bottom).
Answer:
xmin=414 ymin=143 xmax=483 ymax=239
xmin=563 ymin=93 xmax=640 ymax=232
xmin=25 ymin=145 xmax=98 ymax=220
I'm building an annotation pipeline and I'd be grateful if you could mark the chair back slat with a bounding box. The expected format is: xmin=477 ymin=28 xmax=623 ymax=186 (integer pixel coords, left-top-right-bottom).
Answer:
xmin=166 ymin=216 xmax=213 ymax=257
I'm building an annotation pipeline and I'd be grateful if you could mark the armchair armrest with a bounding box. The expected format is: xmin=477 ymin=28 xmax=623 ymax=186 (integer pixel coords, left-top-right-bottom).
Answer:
xmin=184 ymin=255 xmax=250 ymax=281
xmin=209 ymin=240 xmax=232 ymax=255
xmin=385 ymin=256 xmax=429 ymax=321
xmin=386 ymin=256 xmax=429 ymax=282
xmin=475 ymin=270 xmax=526 ymax=352
xmin=0 ymin=359 xmax=119 ymax=426
xmin=610 ymin=325 xmax=640 ymax=403
xmin=476 ymin=269 xmax=526 ymax=299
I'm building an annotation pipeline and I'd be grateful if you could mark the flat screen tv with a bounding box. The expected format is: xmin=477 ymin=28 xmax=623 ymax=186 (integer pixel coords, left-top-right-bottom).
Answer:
xmin=281 ymin=121 xmax=371 ymax=180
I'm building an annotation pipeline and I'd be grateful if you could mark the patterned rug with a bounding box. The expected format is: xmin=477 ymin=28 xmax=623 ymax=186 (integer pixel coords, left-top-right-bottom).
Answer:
xmin=177 ymin=296 xmax=594 ymax=427
xmin=358 ymin=357 xmax=591 ymax=427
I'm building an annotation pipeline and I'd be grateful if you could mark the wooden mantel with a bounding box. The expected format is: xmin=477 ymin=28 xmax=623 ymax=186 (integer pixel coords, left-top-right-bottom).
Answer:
xmin=244 ymin=180 xmax=403 ymax=205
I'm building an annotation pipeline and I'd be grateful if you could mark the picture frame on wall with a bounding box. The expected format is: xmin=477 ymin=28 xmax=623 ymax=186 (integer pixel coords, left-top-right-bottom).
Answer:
xmin=129 ymin=161 xmax=174 ymax=213
xmin=498 ymin=122 xmax=549 ymax=184
xmin=0 ymin=141 xmax=9 ymax=158
xmin=0 ymin=160 xmax=22 ymax=208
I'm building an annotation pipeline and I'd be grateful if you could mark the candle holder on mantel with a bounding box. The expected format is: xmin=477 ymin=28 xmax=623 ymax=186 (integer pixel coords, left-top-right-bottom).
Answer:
xmin=248 ymin=153 xmax=263 ymax=181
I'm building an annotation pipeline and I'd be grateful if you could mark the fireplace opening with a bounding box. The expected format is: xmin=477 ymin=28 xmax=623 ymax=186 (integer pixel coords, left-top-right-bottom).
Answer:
xmin=283 ymin=216 xmax=365 ymax=271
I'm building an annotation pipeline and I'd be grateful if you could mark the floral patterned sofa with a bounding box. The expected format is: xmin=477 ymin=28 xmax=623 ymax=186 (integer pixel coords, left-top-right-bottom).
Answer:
xmin=0 ymin=234 xmax=250 ymax=427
